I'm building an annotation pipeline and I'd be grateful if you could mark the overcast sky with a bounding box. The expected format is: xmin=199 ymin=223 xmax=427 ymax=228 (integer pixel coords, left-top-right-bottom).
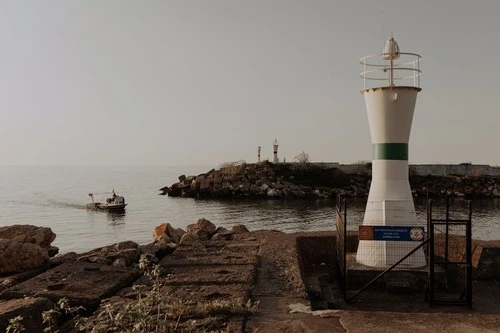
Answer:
xmin=1 ymin=0 xmax=499 ymax=167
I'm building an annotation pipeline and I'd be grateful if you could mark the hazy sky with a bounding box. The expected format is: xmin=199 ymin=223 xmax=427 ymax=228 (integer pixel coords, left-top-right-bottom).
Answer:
xmin=1 ymin=0 xmax=499 ymax=167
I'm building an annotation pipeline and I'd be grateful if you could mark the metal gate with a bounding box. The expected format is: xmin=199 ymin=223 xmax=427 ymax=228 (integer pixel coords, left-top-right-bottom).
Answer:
xmin=336 ymin=196 xmax=473 ymax=307
xmin=335 ymin=194 xmax=347 ymax=296
xmin=335 ymin=195 xmax=428 ymax=305
xmin=428 ymin=199 xmax=472 ymax=307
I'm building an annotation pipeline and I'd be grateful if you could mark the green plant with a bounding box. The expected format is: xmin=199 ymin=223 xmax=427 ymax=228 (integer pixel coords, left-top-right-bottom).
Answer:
xmin=42 ymin=309 xmax=60 ymax=333
xmin=6 ymin=316 xmax=25 ymax=333
xmin=41 ymin=298 xmax=85 ymax=333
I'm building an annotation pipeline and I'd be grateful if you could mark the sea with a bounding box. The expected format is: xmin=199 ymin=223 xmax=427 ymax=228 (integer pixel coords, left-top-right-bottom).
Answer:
xmin=1 ymin=165 xmax=499 ymax=254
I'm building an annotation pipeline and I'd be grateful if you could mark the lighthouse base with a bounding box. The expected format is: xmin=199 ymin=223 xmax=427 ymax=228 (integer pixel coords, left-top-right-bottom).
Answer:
xmin=356 ymin=197 xmax=426 ymax=268
xmin=346 ymin=252 xmax=432 ymax=293
xmin=356 ymin=240 xmax=427 ymax=268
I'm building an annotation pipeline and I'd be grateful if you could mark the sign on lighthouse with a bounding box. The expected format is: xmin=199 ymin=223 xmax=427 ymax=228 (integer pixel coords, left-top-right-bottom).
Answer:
xmin=356 ymin=36 xmax=426 ymax=268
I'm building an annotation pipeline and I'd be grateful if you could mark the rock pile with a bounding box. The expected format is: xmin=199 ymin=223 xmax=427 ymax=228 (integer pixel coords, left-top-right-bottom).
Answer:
xmin=160 ymin=163 xmax=349 ymax=199
xmin=152 ymin=218 xmax=249 ymax=249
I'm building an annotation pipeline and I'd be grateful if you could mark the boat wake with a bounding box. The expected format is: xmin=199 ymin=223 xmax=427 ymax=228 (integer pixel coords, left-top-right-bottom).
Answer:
xmin=46 ymin=199 xmax=87 ymax=210
xmin=6 ymin=198 xmax=87 ymax=210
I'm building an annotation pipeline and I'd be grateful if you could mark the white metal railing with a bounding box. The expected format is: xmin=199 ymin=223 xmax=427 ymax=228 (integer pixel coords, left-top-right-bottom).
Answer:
xmin=360 ymin=52 xmax=422 ymax=90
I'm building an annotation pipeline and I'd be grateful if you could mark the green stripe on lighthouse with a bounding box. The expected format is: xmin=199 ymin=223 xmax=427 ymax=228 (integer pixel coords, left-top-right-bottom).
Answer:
xmin=372 ymin=143 xmax=408 ymax=160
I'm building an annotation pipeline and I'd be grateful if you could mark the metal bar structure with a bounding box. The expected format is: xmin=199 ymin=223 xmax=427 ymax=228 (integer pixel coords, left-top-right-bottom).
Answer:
xmin=343 ymin=196 xmax=347 ymax=287
xmin=335 ymin=194 xmax=474 ymax=307
xmin=445 ymin=197 xmax=450 ymax=262
xmin=466 ymin=201 xmax=473 ymax=308
xmin=359 ymin=52 xmax=422 ymax=89
xmin=428 ymin=200 xmax=435 ymax=304
xmin=429 ymin=220 xmax=472 ymax=224
xmin=346 ymin=239 xmax=430 ymax=302
xmin=428 ymin=199 xmax=472 ymax=307
xmin=335 ymin=194 xmax=347 ymax=297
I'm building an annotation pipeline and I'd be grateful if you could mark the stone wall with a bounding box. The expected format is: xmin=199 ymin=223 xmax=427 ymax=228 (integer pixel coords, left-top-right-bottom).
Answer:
xmin=411 ymin=164 xmax=500 ymax=177
xmin=324 ymin=162 xmax=500 ymax=177
xmin=314 ymin=162 xmax=500 ymax=177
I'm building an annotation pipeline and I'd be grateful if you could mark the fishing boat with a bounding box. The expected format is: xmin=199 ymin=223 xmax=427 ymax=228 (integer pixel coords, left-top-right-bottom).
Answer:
xmin=87 ymin=190 xmax=127 ymax=211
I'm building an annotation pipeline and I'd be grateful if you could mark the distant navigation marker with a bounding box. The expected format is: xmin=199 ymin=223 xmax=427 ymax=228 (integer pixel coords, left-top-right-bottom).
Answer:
xmin=356 ymin=36 xmax=425 ymax=268
xmin=273 ymin=139 xmax=279 ymax=164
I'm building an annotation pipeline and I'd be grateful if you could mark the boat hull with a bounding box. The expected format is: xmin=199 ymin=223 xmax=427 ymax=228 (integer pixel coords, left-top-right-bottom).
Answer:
xmin=86 ymin=203 xmax=127 ymax=211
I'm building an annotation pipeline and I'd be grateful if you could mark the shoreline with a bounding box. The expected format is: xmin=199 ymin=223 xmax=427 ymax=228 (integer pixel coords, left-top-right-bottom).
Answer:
xmin=1 ymin=222 xmax=500 ymax=332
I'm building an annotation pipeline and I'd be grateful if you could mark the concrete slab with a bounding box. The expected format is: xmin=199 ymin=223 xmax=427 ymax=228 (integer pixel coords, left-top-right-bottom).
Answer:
xmin=165 ymin=283 xmax=251 ymax=303
xmin=0 ymin=297 xmax=55 ymax=333
xmin=117 ymin=276 xmax=252 ymax=303
xmin=161 ymin=264 xmax=256 ymax=285
xmin=160 ymin=247 xmax=259 ymax=267
xmin=173 ymin=241 xmax=260 ymax=257
xmin=0 ymin=261 xmax=140 ymax=312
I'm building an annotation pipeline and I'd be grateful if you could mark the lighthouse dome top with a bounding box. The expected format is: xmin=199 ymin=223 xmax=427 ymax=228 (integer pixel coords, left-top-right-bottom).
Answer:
xmin=360 ymin=36 xmax=421 ymax=91
xmin=383 ymin=37 xmax=400 ymax=60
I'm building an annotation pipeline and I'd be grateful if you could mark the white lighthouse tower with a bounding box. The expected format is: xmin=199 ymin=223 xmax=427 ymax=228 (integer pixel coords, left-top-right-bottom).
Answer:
xmin=272 ymin=139 xmax=279 ymax=163
xmin=258 ymin=146 xmax=261 ymax=163
xmin=356 ymin=36 xmax=425 ymax=268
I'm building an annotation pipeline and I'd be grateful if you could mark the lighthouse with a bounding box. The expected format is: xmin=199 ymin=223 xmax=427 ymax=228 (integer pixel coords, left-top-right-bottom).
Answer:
xmin=258 ymin=146 xmax=261 ymax=163
xmin=356 ymin=36 xmax=426 ymax=268
xmin=272 ymin=139 xmax=279 ymax=163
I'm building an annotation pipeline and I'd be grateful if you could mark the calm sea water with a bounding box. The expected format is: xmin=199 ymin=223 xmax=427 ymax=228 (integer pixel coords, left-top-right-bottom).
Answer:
xmin=1 ymin=166 xmax=499 ymax=254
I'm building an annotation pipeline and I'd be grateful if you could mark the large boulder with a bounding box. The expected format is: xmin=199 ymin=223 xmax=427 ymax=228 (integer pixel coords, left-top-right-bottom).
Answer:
xmin=196 ymin=218 xmax=217 ymax=236
xmin=153 ymin=223 xmax=184 ymax=244
xmin=0 ymin=239 xmax=49 ymax=275
xmin=179 ymin=233 xmax=198 ymax=246
xmin=232 ymin=224 xmax=249 ymax=234
xmin=0 ymin=225 xmax=56 ymax=247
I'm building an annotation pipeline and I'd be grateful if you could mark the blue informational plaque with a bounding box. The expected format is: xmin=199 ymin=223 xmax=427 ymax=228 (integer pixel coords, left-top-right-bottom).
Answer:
xmin=359 ymin=226 xmax=424 ymax=241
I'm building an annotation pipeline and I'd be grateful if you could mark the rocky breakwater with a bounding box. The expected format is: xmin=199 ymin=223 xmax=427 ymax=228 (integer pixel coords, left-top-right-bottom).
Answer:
xmin=160 ymin=162 xmax=362 ymax=199
xmin=0 ymin=220 xmax=258 ymax=332
xmin=160 ymin=162 xmax=500 ymax=199
xmin=410 ymin=174 xmax=500 ymax=198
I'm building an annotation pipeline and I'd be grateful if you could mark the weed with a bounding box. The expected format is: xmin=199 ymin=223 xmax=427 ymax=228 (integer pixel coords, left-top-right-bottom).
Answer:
xmin=6 ymin=316 xmax=25 ymax=333
xmin=219 ymin=160 xmax=246 ymax=177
